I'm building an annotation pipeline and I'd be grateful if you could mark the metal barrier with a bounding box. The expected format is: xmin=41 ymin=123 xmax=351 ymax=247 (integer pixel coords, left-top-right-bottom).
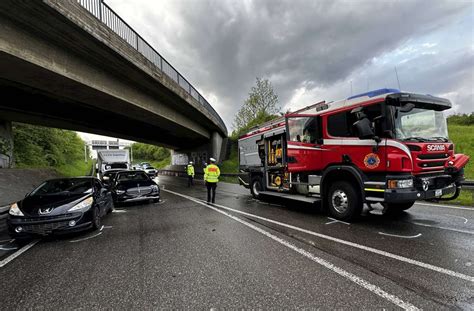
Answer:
xmin=157 ymin=169 xmax=239 ymax=179
xmin=77 ymin=0 xmax=226 ymax=131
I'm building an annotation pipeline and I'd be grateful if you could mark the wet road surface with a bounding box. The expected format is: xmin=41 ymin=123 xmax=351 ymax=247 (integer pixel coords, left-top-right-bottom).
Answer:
xmin=0 ymin=176 xmax=472 ymax=309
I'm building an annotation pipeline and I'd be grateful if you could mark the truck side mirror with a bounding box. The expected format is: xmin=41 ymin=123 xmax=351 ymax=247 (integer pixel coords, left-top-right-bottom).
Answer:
xmin=353 ymin=118 xmax=375 ymax=139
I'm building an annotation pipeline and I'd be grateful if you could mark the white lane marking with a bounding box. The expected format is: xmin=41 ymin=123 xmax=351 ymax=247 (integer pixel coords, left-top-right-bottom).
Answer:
xmin=411 ymin=222 xmax=474 ymax=235
xmin=378 ymin=232 xmax=422 ymax=239
xmin=164 ymin=189 xmax=474 ymax=283
xmin=414 ymin=202 xmax=474 ymax=211
xmin=0 ymin=240 xmax=40 ymax=268
xmin=112 ymin=209 xmax=127 ymax=213
xmin=0 ymin=239 xmax=14 ymax=243
xmin=103 ymin=225 xmax=113 ymax=229
xmin=326 ymin=217 xmax=351 ymax=225
xmin=325 ymin=220 xmax=338 ymax=225
xmin=69 ymin=232 xmax=102 ymax=243
xmin=164 ymin=190 xmax=419 ymax=310
xmin=100 ymin=225 xmax=105 ymax=232
xmin=155 ymin=199 xmax=167 ymax=205
xmin=443 ymin=214 xmax=469 ymax=224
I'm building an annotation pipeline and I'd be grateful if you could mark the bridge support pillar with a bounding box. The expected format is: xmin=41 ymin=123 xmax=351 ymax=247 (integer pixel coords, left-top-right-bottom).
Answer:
xmin=211 ymin=132 xmax=226 ymax=163
xmin=0 ymin=120 xmax=13 ymax=168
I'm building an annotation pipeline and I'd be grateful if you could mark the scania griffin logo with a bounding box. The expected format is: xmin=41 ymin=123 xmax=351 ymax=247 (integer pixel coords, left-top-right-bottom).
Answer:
xmin=427 ymin=144 xmax=446 ymax=152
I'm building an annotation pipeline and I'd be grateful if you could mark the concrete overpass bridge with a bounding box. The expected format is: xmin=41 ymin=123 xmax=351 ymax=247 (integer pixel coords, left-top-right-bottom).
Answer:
xmin=0 ymin=0 xmax=227 ymax=168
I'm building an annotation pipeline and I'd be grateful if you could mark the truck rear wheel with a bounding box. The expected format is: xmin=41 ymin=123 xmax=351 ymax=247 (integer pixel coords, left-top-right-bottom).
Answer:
xmin=327 ymin=181 xmax=362 ymax=221
xmin=250 ymin=176 xmax=263 ymax=199
xmin=383 ymin=202 xmax=415 ymax=214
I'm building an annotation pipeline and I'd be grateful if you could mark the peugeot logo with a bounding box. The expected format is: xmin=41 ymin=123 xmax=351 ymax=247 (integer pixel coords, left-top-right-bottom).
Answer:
xmin=39 ymin=207 xmax=53 ymax=215
xmin=422 ymin=180 xmax=430 ymax=191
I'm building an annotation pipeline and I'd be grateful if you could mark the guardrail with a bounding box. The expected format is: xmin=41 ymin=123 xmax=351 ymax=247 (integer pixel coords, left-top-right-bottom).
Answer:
xmin=77 ymin=0 xmax=226 ymax=132
xmin=463 ymin=180 xmax=474 ymax=190
xmin=158 ymin=169 xmax=239 ymax=179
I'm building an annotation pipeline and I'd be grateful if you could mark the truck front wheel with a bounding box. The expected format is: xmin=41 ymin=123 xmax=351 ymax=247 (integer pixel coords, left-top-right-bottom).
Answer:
xmin=327 ymin=181 xmax=362 ymax=221
xmin=250 ymin=176 xmax=263 ymax=199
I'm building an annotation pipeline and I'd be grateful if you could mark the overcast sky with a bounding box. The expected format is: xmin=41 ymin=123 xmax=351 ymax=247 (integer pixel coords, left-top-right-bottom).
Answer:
xmin=81 ymin=0 xmax=473 ymax=140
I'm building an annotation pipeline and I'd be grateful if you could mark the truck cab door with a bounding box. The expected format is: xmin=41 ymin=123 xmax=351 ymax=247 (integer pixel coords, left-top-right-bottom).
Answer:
xmin=286 ymin=115 xmax=323 ymax=173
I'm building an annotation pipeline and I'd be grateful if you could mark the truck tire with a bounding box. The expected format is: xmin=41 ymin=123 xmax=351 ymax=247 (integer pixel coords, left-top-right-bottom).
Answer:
xmin=250 ymin=176 xmax=263 ymax=199
xmin=327 ymin=181 xmax=362 ymax=221
xmin=383 ymin=202 xmax=415 ymax=214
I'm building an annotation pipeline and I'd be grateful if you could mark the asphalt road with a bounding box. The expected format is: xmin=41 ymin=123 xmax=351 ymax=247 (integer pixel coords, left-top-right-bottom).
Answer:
xmin=0 ymin=176 xmax=472 ymax=309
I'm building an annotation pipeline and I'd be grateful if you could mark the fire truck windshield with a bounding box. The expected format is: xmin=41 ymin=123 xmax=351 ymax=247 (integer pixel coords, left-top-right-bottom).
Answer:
xmin=394 ymin=107 xmax=448 ymax=141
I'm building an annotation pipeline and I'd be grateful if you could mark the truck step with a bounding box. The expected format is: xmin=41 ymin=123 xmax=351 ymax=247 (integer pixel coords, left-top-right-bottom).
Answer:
xmin=259 ymin=191 xmax=321 ymax=204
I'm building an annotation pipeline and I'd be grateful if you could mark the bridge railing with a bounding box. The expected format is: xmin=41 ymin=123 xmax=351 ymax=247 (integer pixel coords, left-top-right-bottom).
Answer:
xmin=77 ymin=0 xmax=226 ymax=132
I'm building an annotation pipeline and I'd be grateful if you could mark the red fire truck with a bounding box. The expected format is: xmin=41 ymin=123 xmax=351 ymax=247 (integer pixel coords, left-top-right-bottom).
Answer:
xmin=238 ymin=89 xmax=469 ymax=221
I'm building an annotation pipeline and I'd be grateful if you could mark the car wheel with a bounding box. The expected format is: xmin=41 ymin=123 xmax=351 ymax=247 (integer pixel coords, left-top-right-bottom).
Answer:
xmin=327 ymin=181 xmax=362 ymax=221
xmin=250 ymin=176 xmax=263 ymax=199
xmin=383 ymin=202 xmax=415 ymax=214
xmin=92 ymin=206 xmax=102 ymax=230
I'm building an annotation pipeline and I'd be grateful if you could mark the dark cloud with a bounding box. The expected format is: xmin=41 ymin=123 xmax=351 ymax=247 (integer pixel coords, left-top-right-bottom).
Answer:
xmin=107 ymin=0 xmax=473 ymax=128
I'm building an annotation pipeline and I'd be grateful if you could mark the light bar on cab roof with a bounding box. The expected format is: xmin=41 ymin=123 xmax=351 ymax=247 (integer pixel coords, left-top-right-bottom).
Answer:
xmin=347 ymin=88 xmax=400 ymax=100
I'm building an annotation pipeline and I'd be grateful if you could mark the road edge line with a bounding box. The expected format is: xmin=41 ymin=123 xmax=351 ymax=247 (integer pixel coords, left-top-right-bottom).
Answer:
xmin=0 ymin=239 xmax=39 ymax=268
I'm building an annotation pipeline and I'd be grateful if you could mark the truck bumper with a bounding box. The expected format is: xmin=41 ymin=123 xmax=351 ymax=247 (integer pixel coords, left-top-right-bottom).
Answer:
xmin=384 ymin=183 xmax=457 ymax=203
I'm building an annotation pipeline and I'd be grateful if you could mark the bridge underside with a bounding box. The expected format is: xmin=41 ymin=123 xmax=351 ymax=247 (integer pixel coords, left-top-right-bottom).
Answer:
xmin=0 ymin=0 xmax=227 ymax=167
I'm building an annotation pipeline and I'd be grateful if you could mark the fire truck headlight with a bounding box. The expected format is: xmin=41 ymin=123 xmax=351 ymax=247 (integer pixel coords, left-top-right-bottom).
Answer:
xmin=387 ymin=179 xmax=413 ymax=189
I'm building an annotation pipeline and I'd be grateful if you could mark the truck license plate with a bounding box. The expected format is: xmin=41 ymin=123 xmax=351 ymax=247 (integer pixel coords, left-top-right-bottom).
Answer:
xmin=435 ymin=189 xmax=442 ymax=197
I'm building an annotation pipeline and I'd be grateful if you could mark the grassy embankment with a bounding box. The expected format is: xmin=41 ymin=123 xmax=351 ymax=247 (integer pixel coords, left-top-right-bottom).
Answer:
xmin=219 ymin=124 xmax=473 ymax=205
xmin=12 ymin=123 xmax=94 ymax=177
xmin=443 ymin=125 xmax=473 ymax=206
xmin=219 ymin=141 xmax=239 ymax=184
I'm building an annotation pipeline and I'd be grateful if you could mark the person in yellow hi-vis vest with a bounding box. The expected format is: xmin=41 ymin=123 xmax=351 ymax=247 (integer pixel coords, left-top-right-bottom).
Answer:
xmin=204 ymin=157 xmax=220 ymax=204
xmin=186 ymin=161 xmax=195 ymax=187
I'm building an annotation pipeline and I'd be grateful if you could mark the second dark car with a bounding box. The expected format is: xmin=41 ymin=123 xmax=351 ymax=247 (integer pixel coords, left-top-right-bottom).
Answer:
xmin=110 ymin=170 xmax=160 ymax=203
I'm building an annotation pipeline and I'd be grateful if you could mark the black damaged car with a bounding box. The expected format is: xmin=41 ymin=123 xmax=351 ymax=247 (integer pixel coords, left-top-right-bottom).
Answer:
xmin=8 ymin=177 xmax=113 ymax=238
xmin=110 ymin=170 xmax=160 ymax=203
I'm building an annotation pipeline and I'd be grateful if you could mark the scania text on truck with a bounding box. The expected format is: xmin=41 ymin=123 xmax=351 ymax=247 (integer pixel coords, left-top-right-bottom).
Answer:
xmin=238 ymin=89 xmax=469 ymax=221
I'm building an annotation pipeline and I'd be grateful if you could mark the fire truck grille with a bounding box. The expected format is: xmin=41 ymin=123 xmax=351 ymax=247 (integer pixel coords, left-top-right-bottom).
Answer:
xmin=418 ymin=161 xmax=446 ymax=168
xmin=417 ymin=154 xmax=449 ymax=160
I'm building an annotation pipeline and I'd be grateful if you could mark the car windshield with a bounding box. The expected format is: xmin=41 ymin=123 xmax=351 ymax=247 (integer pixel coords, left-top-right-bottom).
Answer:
xmin=117 ymin=172 xmax=149 ymax=182
xmin=394 ymin=108 xmax=448 ymax=141
xmin=30 ymin=179 xmax=93 ymax=196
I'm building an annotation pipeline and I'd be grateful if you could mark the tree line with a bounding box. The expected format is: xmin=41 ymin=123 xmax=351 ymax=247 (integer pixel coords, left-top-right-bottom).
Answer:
xmin=447 ymin=113 xmax=474 ymax=126
xmin=128 ymin=142 xmax=170 ymax=162
xmin=13 ymin=123 xmax=88 ymax=168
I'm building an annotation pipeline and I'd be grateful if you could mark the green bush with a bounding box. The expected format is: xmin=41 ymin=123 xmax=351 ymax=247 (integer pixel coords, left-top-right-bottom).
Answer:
xmin=12 ymin=123 xmax=91 ymax=176
xmin=129 ymin=142 xmax=170 ymax=162
xmin=447 ymin=113 xmax=474 ymax=126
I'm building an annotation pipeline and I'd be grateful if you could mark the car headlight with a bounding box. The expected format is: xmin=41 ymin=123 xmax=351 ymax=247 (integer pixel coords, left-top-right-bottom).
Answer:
xmin=116 ymin=190 xmax=126 ymax=195
xmin=68 ymin=197 xmax=93 ymax=212
xmin=387 ymin=179 xmax=413 ymax=189
xmin=151 ymin=185 xmax=159 ymax=192
xmin=9 ymin=203 xmax=24 ymax=216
